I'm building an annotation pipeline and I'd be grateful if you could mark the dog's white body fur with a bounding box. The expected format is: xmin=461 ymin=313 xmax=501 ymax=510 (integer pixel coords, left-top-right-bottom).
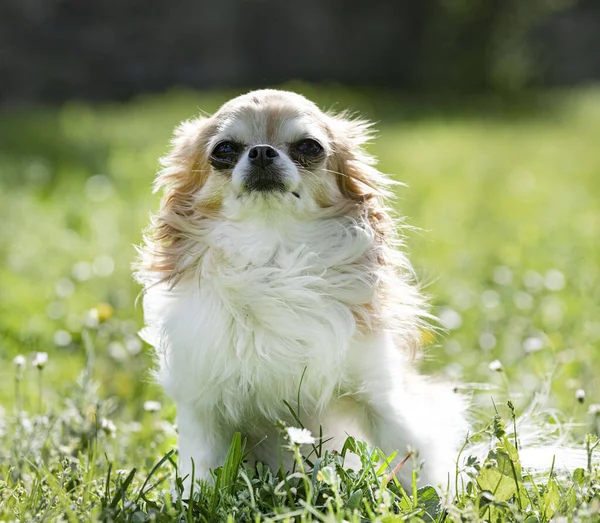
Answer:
xmin=141 ymin=216 xmax=467 ymax=488
xmin=137 ymin=89 xmax=469 ymax=491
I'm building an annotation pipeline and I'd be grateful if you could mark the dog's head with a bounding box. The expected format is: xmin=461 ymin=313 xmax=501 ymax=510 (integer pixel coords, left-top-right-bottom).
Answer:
xmin=145 ymin=89 xmax=392 ymax=275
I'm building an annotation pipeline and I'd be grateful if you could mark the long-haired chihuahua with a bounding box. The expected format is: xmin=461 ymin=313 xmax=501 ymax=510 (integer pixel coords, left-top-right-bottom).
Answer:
xmin=135 ymin=89 xmax=477 ymax=492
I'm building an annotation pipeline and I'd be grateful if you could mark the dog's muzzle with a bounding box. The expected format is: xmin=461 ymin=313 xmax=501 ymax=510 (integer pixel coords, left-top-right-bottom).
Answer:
xmin=243 ymin=145 xmax=286 ymax=192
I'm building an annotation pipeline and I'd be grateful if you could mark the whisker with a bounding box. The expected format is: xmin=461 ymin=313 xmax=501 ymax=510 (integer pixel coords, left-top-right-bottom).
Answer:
xmin=189 ymin=169 xmax=214 ymax=174
xmin=302 ymin=167 xmax=350 ymax=180
xmin=318 ymin=167 xmax=350 ymax=178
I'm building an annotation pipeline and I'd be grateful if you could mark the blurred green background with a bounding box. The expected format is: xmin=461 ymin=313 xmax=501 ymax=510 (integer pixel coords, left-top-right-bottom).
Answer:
xmin=1 ymin=87 xmax=599 ymax=431
xmin=1 ymin=0 xmax=599 ymax=436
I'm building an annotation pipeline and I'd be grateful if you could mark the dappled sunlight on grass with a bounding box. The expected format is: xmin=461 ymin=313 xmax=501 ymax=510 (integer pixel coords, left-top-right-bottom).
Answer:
xmin=1 ymin=87 xmax=600 ymax=520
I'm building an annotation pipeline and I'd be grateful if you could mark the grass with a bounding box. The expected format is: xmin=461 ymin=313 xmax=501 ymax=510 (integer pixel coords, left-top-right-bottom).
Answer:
xmin=1 ymin=85 xmax=600 ymax=521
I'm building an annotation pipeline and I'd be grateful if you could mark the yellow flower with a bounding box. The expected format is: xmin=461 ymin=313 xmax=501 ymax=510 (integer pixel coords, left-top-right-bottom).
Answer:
xmin=95 ymin=303 xmax=114 ymax=323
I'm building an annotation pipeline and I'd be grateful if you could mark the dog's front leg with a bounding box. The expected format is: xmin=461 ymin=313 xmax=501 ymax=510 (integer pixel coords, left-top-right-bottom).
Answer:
xmin=176 ymin=403 xmax=231 ymax=496
xmin=364 ymin=388 xmax=459 ymax=489
xmin=347 ymin=334 xmax=466 ymax=490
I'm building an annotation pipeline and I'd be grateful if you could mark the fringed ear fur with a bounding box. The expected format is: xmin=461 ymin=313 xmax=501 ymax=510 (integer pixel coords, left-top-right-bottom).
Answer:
xmin=326 ymin=112 xmax=393 ymax=201
xmin=154 ymin=117 xmax=214 ymax=196
xmin=326 ymin=112 xmax=396 ymax=244
xmin=136 ymin=117 xmax=216 ymax=282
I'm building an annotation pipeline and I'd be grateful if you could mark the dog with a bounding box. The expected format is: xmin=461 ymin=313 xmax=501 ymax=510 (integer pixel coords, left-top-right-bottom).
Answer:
xmin=134 ymin=89 xmax=473 ymax=492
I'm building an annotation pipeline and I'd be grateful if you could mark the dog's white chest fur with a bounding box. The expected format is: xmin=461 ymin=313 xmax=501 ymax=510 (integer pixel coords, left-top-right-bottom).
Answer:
xmin=142 ymin=218 xmax=376 ymax=423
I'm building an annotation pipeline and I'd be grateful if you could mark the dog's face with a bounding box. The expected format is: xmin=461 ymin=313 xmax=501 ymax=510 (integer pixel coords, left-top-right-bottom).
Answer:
xmin=144 ymin=89 xmax=392 ymax=276
xmin=208 ymin=93 xmax=332 ymax=204
xmin=158 ymin=90 xmax=386 ymax=221
xmin=206 ymin=90 xmax=336 ymax=216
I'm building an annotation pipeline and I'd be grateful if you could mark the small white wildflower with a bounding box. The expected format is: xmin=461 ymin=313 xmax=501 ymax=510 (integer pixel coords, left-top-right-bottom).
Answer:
xmin=481 ymin=290 xmax=500 ymax=309
xmin=524 ymin=270 xmax=545 ymax=293
xmin=143 ymin=400 xmax=162 ymax=413
xmin=286 ymin=427 xmax=315 ymax=445
xmin=85 ymin=308 xmax=100 ymax=328
xmin=13 ymin=355 xmax=26 ymax=369
xmin=438 ymin=307 xmax=462 ymax=330
xmin=479 ymin=332 xmax=497 ymax=351
xmin=93 ymin=255 xmax=114 ymax=277
xmin=488 ymin=360 xmax=503 ymax=372
xmin=54 ymin=330 xmax=72 ymax=347
xmin=523 ymin=336 xmax=544 ymax=354
xmin=514 ymin=291 xmax=533 ymax=310
xmin=576 ymin=389 xmax=586 ymax=403
xmin=72 ymin=260 xmax=93 ymax=281
xmin=493 ymin=266 xmax=513 ymax=286
xmin=158 ymin=420 xmax=176 ymax=435
xmin=545 ymin=269 xmax=565 ymax=291
xmin=125 ymin=336 xmax=142 ymax=355
xmin=33 ymin=352 xmax=48 ymax=369
xmin=55 ymin=277 xmax=75 ymax=298
xmin=100 ymin=418 xmax=117 ymax=437
xmin=128 ymin=421 xmax=143 ymax=433
xmin=588 ymin=404 xmax=600 ymax=415
xmin=107 ymin=341 xmax=127 ymax=361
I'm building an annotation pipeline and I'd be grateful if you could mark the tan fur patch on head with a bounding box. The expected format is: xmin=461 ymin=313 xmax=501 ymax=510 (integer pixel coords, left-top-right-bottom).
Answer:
xmin=214 ymin=90 xmax=321 ymax=148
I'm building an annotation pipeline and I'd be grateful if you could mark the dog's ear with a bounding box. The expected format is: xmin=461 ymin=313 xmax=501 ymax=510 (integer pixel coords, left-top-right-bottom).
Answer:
xmin=154 ymin=117 xmax=214 ymax=199
xmin=138 ymin=116 xmax=216 ymax=281
xmin=326 ymin=112 xmax=391 ymax=202
xmin=326 ymin=112 xmax=395 ymax=246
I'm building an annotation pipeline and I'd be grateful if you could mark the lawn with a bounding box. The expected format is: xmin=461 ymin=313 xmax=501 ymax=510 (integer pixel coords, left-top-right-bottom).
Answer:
xmin=1 ymin=86 xmax=599 ymax=521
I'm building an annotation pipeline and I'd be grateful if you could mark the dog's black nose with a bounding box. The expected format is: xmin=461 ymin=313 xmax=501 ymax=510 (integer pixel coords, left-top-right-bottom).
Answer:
xmin=248 ymin=145 xmax=279 ymax=168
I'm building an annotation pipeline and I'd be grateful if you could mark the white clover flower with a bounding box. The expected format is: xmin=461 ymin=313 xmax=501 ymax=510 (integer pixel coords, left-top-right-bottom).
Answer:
xmin=128 ymin=421 xmax=143 ymax=433
xmin=493 ymin=266 xmax=513 ymax=286
xmin=523 ymin=336 xmax=544 ymax=354
xmin=85 ymin=308 xmax=100 ymax=328
xmin=286 ymin=427 xmax=315 ymax=445
xmin=100 ymin=418 xmax=117 ymax=437
xmin=143 ymin=400 xmax=162 ymax=413
xmin=158 ymin=420 xmax=176 ymax=436
xmin=125 ymin=336 xmax=142 ymax=355
xmin=481 ymin=290 xmax=500 ymax=309
xmin=93 ymin=255 xmax=114 ymax=277
xmin=588 ymin=404 xmax=600 ymax=415
xmin=33 ymin=352 xmax=48 ymax=369
xmin=479 ymin=332 xmax=496 ymax=351
xmin=576 ymin=389 xmax=586 ymax=403
xmin=54 ymin=330 xmax=72 ymax=347
xmin=545 ymin=269 xmax=565 ymax=291
xmin=13 ymin=355 xmax=26 ymax=369
xmin=107 ymin=341 xmax=127 ymax=361
xmin=488 ymin=359 xmax=503 ymax=372
xmin=72 ymin=261 xmax=93 ymax=281
xmin=438 ymin=307 xmax=462 ymax=330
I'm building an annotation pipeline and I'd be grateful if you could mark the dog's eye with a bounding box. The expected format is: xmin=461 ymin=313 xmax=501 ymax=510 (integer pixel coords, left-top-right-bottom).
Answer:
xmin=212 ymin=141 xmax=238 ymax=157
xmin=290 ymin=139 xmax=324 ymax=166
xmin=293 ymin=139 xmax=323 ymax=156
xmin=210 ymin=141 xmax=241 ymax=169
